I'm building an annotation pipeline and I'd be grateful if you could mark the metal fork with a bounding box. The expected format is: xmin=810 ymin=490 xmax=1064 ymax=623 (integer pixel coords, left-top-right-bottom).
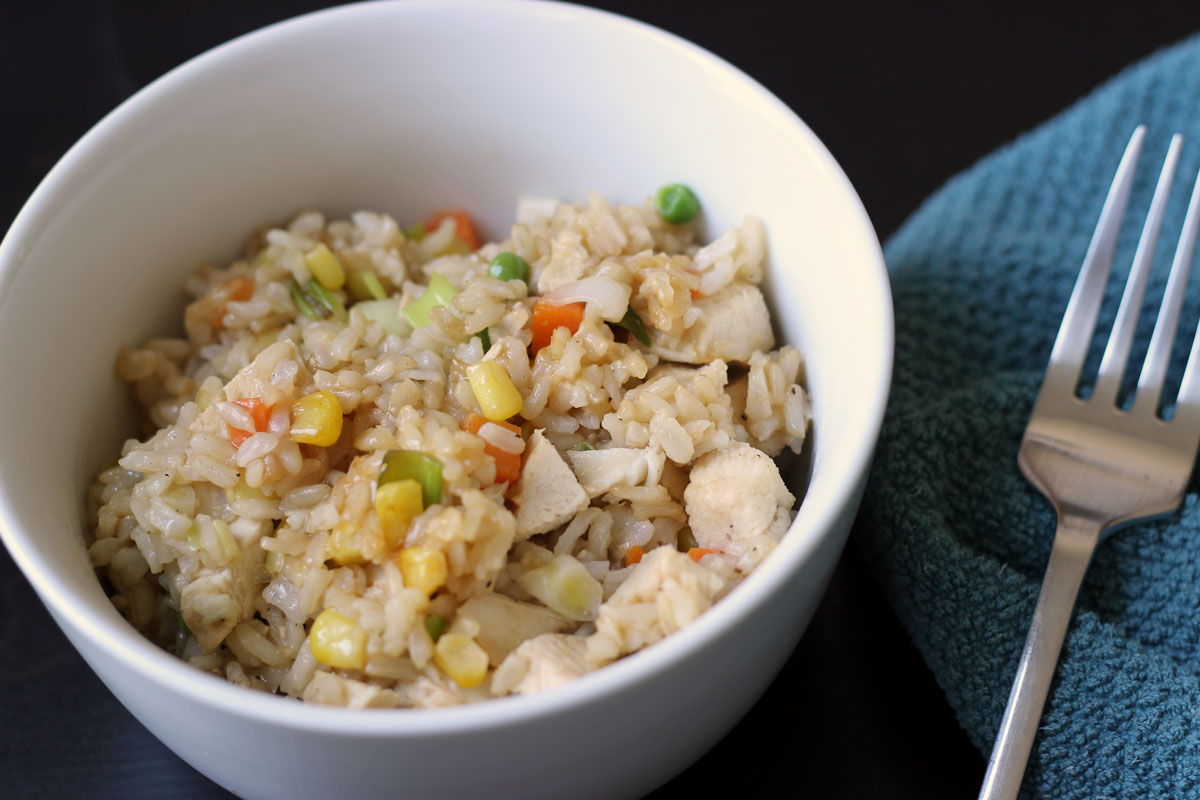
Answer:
xmin=978 ymin=126 xmax=1200 ymax=800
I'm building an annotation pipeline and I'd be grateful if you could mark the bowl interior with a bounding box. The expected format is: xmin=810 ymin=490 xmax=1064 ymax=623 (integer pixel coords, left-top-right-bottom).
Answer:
xmin=0 ymin=0 xmax=890 ymax=721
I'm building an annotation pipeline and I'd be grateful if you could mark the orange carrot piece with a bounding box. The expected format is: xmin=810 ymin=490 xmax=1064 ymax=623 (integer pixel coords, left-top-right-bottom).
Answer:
xmin=689 ymin=288 xmax=703 ymax=301
xmin=227 ymin=397 xmax=274 ymax=448
xmin=425 ymin=210 xmax=481 ymax=250
xmin=224 ymin=275 xmax=256 ymax=302
xmin=203 ymin=275 xmax=256 ymax=329
xmin=687 ymin=547 xmax=720 ymax=562
xmin=625 ymin=545 xmax=646 ymax=566
xmin=462 ymin=412 xmax=523 ymax=483
xmin=530 ymin=300 xmax=585 ymax=354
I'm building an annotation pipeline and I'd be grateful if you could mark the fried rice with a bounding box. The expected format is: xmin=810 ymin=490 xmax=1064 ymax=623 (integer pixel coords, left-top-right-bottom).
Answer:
xmin=86 ymin=190 xmax=811 ymax=708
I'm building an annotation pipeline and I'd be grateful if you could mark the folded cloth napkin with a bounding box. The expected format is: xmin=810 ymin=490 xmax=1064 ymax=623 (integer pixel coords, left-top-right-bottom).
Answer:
xmin=858 ymin=35 xmax=1200 ymax=799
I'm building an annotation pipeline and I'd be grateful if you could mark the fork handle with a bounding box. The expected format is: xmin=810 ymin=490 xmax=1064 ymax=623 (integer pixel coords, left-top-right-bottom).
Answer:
xmin=977 ymin=514 xmax=1103 ymax=800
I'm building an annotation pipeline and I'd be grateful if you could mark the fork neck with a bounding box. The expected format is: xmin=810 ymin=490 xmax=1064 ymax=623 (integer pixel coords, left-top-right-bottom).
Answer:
xmin=1053 ymin=511 xmax=1104 ymax=554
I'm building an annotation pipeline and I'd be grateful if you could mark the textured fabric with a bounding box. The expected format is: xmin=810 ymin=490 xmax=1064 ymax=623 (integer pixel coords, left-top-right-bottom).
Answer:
xmin=858 ymin=35 xmax=1200 ymax=799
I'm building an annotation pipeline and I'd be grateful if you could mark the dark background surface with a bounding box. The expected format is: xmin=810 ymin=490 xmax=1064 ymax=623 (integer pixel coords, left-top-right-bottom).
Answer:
xmin=4 ymin=2 xmax=1200 ymax=798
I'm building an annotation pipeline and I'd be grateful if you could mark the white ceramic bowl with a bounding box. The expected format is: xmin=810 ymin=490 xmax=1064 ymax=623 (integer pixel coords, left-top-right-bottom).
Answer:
xmin=0 ymin=2 xmax=892 ymax=798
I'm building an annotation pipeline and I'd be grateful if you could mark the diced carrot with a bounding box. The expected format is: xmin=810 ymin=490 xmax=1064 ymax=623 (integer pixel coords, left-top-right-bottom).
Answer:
xmin=530 ymin=300 xmax=585 ymax=354
xmin=224 ymin=275 xmax=256 ymax=302
xmin=235 ymin=397 xmax=274 ymax=430
xmin=462 ymin=412 xmax=523 ymax=483
xmin=689 ymin=288 xmax=703 ymax=301
xmin=425 ymin=210 xmax=481 ymax=250
xmin=687 ymin=547 xmax=720 ymax=563
xmin=203 ymin=275 xmax=256 ymax=329
xmin=227 ymin=397 xmax=274 ymax=448
xmin=625 ymin=545 xmax=646 ymax=566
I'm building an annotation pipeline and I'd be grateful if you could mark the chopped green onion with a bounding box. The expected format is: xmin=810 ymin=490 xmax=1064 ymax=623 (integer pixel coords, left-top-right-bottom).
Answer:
xmin=677 ymin=526 xmax=698 ymax=552
xmin=614 ymin=306 xmax=652 ymax=347
xmin=402 ymin=222 xmax=426 ymax=241
xmin=402 ymin=273 xmax=458 ymax=328
xmin=355 ymin=299 xmax=412 ymax=338
xmin=305 ymin=279 xmax=347 ymax=322
xmin=475 ymin=328 xmax=492 ymax=353
xmin=425 ymin=614 xmax=447 ymax=642
xmin=654 ymin=183 xmax=701 ymax=224
xmin=212 ymin=518 xmax=240 ymax=559
xmin=576 ymin=441 xmax=594 ymax=451
xmin=347 ymin=268 xmax=388 ymax=302
xmin=487 ymin=252 xmax=530 ymax=283
xmin=380 ymin=449 xmax=443 ymax=508
xmin=290 ymin=278 xmax=321 ymax=320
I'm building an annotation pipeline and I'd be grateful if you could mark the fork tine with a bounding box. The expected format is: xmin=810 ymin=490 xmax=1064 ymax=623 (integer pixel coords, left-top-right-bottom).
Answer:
xmin=1045 ymin=126 xmax=1146 ymax=396
xmin=1135 ymin=157 xmax=1200 ymax=416
xmin=1092 ymin=134 xmax=1183 ymax=405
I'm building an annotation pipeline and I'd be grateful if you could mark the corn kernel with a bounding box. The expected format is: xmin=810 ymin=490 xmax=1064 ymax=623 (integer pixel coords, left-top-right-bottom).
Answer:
xmin=290 ymin=390 xmax=344 ymax=447
xmin=433 ymin=632 xmax=489 ymax=688
xmin=265 ymin=550 xmax=284 ymax=575
xmin=328 ymin=521 xmax=364 ymax=565
xmin=309 ymin=609 xmax=368 ymax=669
xmin=375 ymin=479 xmax=423 ymax=545
xmin=467 ymin=361 xmax=523 ymax=421
xmin=304 ymin=243 xmax=346 ymax=290
xmin=395 ymin=546 xmax=448 ymax=596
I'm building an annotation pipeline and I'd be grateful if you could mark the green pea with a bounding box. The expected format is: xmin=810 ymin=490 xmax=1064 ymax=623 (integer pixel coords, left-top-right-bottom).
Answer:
xmin=425 ymin=614 xmax=447 ymax=642
xmin=654 ymin=183 xmax=701 ymax=224
xmin=487 ymin=251 xmax=530 ymax=283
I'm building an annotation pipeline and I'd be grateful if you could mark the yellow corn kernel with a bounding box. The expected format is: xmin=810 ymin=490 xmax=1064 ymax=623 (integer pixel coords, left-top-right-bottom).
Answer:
xmin=328 ymin=521 xmax=364 ymax=565
xmin=375 ymin=479 xmax=423 ymax=545
xmin=290 ymin=390 xmax=344 ymax=447
xmin=264 ymin=550 xmax=284 ymax=575
xmin=395 ymin=546 xmax=448 ymax=596
xmin=433 ymin=632 xmax=489 ymax=688
xmin=466 ymin=361 xmax=523 ymax=421
xmin=304 ymin=243 xmax=346 ymax=290
xmin=309 ymin=608 xmax=368 ymax=670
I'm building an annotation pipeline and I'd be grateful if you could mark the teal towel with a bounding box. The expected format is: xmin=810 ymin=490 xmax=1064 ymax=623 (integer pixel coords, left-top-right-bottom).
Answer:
xmin=859 ymin=35 xmax=1200 ymax=798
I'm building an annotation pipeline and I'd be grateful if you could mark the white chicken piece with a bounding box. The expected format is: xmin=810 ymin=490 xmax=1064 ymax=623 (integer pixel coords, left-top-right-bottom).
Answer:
xmin=492 ymin=633 xmax=590 ymax=696
xmin=180 ymin=536 xmax=266 ymax=653
xmin=585 ymin=546 xmax=725 ymax=667
xmin=189 ymin=339 xmax=312 ymax=437
xmin=565 ymin=447 xmax=666 ymax=498
xmin=512 ymin=430 xmax=590 ymax=539
xmin=683 ymin=442 xmax=794 ymax=571
xmin=302 ymin=671 xmax=403 ymax=709
xmin=453 ymin=594 xmax=571 ymax=666
xmin=648 ymin=281 xmax=774 ymax=365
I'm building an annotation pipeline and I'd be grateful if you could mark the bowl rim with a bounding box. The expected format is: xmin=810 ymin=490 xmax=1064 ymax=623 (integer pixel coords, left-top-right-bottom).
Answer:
xmin=0 ymin=0 xmax=893 ymax=736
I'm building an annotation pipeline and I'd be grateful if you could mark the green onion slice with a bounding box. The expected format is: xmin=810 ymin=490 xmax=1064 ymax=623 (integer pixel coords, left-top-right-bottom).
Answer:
xmin=379 ymin=449 xmax=443 ymax=508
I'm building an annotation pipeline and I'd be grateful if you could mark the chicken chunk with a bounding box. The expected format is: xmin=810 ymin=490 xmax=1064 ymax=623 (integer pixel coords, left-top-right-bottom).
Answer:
xmin=189 ymin=339 xmax=312 ymax=438
xmin=512 ymin=430 xmax=590 ymax=539
xmin=648 ymin=281 xmax=773 ymax=365
xmin=585 ymin=546 xmax=725 ymax=667
xmin=303 ymin=671 xmax=403 ymax=709
xmin=180 ymin=536 xmax=266 ymax=653
xmin=565 ymin=447 xmax=666 ymax=498
xmin=492 ymin=633 xmax=590 ymax=696
xmin=683 ymin=442 xmax=794 ymax=571
xmin=453 ymin=594 xmax=570 ymax=666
